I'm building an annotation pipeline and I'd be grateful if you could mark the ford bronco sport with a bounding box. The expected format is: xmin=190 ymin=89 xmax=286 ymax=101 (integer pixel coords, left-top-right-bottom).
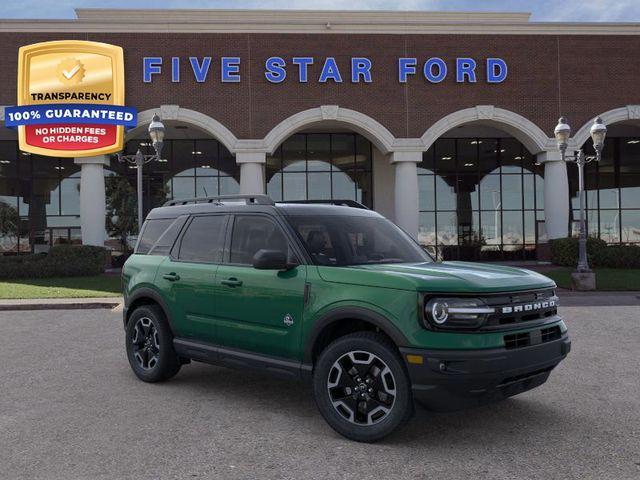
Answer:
xmin=122 ymin=194 xmax=570 ymax=442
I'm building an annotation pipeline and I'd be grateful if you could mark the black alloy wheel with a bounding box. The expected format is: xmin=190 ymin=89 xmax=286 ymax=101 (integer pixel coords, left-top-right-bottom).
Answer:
xmin=313 ymin=332 xmax=413 ymax=442
xmin=125 ymin=305 xmax=181 ymax=382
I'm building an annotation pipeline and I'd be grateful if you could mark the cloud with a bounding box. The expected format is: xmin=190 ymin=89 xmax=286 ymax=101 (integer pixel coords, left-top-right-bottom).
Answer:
xmin=0 ymin=0 xmax=638 ymax=21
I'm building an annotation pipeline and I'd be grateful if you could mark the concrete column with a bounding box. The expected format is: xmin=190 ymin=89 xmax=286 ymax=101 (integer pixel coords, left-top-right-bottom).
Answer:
xmin=391 ymin=151 xmax=421 ymax=239
xmin=74 ymin=155 xmax=109 ymax=246
xmin=538 ymin=151 xmax=569 ymax=240
xmin=237 ymin=152 xmax=266 ymax=195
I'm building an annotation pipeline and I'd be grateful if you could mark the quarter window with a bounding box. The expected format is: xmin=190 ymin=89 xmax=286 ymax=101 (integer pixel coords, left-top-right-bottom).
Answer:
xmin=136 ymin=218 xmax=174 ymax=254
xmin=178 ymin=215 xmax=227 ymax=263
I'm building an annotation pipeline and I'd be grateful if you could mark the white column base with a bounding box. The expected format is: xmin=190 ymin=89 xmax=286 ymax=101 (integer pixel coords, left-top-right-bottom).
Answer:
xmin=391 ymin=151 xmax=421 ymax=239
xmin=237 ymin=152 xmax=266 ymax=195
xmin=75 ymin=156 xmax=109 ymax=247
xmin=539 ymin=151 xmax=569 ymax=240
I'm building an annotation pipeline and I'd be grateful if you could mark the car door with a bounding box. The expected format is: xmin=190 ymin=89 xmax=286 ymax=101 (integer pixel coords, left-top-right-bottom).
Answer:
xmin=158 ymin=214 xmax=229 ymax=343
xmin=213 ymin=213 xmax=307 ymax=360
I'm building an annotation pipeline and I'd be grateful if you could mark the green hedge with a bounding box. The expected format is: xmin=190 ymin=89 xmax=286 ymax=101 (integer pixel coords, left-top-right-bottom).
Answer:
xmin=550 ymin=237 xmax=640 ymax=268
xmin=0 ymin=245 xmax=107 ymax=279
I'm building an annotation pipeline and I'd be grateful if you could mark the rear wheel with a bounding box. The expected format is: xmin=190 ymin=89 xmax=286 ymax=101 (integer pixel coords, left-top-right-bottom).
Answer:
xmin=125 ymin=305 xmax=181 ymax=382
xmin=313 ymin=332 xmax=413 ymax=442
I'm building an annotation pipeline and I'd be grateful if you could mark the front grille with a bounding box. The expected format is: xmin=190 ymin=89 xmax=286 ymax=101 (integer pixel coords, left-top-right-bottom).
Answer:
xmin=504 ymin=332 xmax=530 ymax=349
xmin=504 ymin=325 xmax=563 ymax=350
xmin=498 ymin=366 xmax=554 ymax=387
xmin=481 ymin=289 xmax=558 ymax=330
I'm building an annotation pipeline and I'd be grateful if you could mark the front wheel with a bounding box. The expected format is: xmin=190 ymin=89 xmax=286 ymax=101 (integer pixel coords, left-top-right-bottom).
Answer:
xmin=125 ymin=305 xmax=181 ymax=382
xmin=313 ymin=332 xmax=413 ymax=442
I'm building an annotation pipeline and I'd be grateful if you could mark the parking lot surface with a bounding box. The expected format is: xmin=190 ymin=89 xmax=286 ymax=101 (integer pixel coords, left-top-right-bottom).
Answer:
xmin=1 ymin=304 xmax=638 ymax=480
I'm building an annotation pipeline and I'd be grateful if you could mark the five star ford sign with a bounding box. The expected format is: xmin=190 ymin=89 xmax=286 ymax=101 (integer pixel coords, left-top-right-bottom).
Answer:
xmin=5 ymin=40 xmax=137 ymax=158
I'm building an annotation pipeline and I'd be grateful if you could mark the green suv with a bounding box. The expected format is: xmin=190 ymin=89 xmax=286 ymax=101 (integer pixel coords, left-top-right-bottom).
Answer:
xmin=122 ymin=195 xmax=570 ymax=442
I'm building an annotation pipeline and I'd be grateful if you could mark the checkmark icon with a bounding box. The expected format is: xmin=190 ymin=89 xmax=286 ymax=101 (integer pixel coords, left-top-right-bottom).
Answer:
xmin=62 ymin=64 xmax=80 ymax=79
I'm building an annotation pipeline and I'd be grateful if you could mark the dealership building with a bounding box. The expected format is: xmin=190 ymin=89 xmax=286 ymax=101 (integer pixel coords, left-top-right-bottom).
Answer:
xmin=0 ymin=8 xmax=639 ymax=260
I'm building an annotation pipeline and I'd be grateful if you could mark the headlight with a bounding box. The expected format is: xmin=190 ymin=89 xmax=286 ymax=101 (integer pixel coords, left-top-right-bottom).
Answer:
xmin=424 ymin=297 xmax=495 ymax=329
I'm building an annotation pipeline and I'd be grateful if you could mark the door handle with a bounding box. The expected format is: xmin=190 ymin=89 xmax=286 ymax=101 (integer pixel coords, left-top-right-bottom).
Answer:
xmin=221 ymin=277 xmax=243 ymax=287
xmin=162 ymin=272 xmax=181 ymax=282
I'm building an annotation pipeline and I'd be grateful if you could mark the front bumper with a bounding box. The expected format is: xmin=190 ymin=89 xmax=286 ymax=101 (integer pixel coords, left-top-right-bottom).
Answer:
xmin=400 ymin=333 xmax=571 ymax=411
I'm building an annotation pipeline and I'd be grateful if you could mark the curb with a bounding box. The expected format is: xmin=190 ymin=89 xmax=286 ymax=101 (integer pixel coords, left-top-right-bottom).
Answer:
xmin=0 ymin=299 xmax=122 ymax=312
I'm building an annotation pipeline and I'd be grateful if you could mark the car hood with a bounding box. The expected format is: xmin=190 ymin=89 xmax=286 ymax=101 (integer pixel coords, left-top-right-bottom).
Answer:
xmin=317 ymin=261 xmax=555 ymax=293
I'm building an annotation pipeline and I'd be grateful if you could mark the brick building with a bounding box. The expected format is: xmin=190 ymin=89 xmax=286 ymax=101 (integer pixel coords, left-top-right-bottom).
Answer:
xmin=0 ymin=9 xmax=639 ymax=260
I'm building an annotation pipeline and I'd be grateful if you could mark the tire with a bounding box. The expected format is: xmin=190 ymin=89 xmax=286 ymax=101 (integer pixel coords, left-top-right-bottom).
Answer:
xmin=313 ymin=332 xmax=414 ymax=442
xmin=125 ymin=304 xmax=181 ymax=383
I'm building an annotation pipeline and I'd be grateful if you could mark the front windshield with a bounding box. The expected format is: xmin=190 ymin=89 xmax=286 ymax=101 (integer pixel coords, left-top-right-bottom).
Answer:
xmin=287 ymin=214 xmax=433 ymax=267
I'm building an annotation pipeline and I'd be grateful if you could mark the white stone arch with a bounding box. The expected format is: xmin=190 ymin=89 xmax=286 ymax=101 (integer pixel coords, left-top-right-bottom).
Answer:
xmin=572 ymin=105 xmax=640 ymax=148
xmin=263 ymin=105 xmax=396 ymax=155
xmin=420 ymin=105 xmax=553 ymax=154
xmin=127 ymin=105 xmax=239 ymax=153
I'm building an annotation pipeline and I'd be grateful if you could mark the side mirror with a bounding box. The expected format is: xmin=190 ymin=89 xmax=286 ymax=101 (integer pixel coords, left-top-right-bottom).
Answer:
xmin=252 ymin=249 xmax=294 ymax=270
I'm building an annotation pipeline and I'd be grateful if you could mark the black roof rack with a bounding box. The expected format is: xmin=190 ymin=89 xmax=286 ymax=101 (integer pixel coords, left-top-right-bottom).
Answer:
xmin=279 ymin=199 xmax=369 ymax=210
xmin=163 ymin=194 xmax=275 ymax=207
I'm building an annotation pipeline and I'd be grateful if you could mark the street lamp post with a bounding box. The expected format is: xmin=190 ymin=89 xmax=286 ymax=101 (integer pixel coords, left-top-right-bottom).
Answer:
xmin=117 ymin=114 xmax=166 ymax=232
xmin=553 ymin=116 xmax=607 ymax=276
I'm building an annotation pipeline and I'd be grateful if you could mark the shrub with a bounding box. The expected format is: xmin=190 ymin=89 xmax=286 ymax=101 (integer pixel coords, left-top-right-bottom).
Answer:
xmin=0 ymin=245 xmax=107 ymax=279
xmin=550 ymin=237 xmax=640 ymax=268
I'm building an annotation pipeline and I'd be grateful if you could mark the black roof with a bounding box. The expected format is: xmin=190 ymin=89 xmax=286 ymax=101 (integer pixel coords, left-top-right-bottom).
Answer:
xmin=146 ymin=196 xmax=380 ymax=220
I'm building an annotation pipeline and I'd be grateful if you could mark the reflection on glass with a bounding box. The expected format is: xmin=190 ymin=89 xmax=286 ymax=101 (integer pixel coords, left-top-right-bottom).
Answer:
xmin=599 ymin=209 xmax=620 ymax=243
xmin=501 ymin=175 xmax=523 ymax=210
xmin=195 ymin=177 xmax=218 ymax=197
xmin=502 ymin=211 xmax=523 ymax=248
xmin=481 ymin=210 xmax=502 ymax=245
xmin=418 ymin=211 xmax=436 ymax=247
xmin=435 ymin=176 xmax=455 ymax=210
xmin=418 ymin=175 xmax=434 ymax=211
xmin=219 ymin=176 xmax=240 ymax=195
xmin=621 ymin=210 xmax=640 ymax=243
xmin=282 ymin=173 xmax=307 ymax=200
xmin=266 ymin=133 xmax=372 ymax=207
xmin=479 ymin=175 xmax=501 ymax=211
xmin=332 ymin=171 xmax=356 ymax=199
xmin=436 ymin=211 xmax=457 ymax=245
xmin=308 ymin=172 xmax=331 ymax=199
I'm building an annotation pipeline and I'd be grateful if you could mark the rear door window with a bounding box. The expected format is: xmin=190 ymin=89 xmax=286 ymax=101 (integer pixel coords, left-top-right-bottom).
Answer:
xmin=177 ymin=215 xmax=228 ymax=263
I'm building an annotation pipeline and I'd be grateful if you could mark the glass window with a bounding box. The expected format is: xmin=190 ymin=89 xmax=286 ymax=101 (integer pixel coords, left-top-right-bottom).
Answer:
xmin=288 ymin=214 xmax=431 ymax=266
xmin=230 ymin=215 xmax=288 ymax=265
xmin=178 ymin=215 xmax=227 ymax=263
xmin=136 ymin=218 xmax=174 ymax=254
xmin=149 ymin=216 xmax=187 ymax=256
xmin=282 ymin=135 xmax=306 ymax=172
xmin=266 ymin=133 xmax=372 ymax=208
xmin=418 ymin=175 xmax=435 ymax=211
xmin=621 ymin=210 xmax=640 ymax=243
xmin=620 ymin=174 xmax=640 ymax=209
xmin=307 ymin=134 xmax=331 ymax=171
xmin=501 ymin=175 xmax=523 ymax=210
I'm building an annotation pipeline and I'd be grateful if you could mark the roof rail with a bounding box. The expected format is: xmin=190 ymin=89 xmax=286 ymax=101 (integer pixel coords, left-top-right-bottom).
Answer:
xmin=279 ymin=199 xmax=369 ymax=210
xmin=163 ymin=194 xmax=275 ymax=207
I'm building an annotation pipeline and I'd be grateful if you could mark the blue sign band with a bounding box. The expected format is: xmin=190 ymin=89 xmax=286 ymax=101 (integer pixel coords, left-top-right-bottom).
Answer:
xmin=5 ymin=104 xmax=138 ymax=128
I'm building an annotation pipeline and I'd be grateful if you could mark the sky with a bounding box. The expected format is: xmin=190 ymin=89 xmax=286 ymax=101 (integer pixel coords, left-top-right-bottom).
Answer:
xmin=1 ymin=0 xmax=639 ymax=22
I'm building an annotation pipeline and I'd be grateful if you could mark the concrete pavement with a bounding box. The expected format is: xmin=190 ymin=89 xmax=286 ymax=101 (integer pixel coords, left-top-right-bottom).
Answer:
xmin=0 ymin=306 xmax=638 ymax=479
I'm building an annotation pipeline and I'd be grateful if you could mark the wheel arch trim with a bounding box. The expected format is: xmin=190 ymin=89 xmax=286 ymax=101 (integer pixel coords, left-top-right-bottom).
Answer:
xmin=304 ymin=306 xmax=409 ymax=364
xmin=124 ymin=287 xmax=175 ymax=335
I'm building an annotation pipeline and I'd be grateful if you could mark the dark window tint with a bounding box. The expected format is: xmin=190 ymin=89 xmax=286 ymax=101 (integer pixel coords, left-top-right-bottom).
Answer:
xmin=136 ymin=218 xmax=174 ymax=254
xmin=288 ymin=215 xmax=431 ymax=266
xmin=178 ymin=215 xmax=227 ymax=263
xmin=230 ymin=216 xmax=288 ymax=265
xmin=148 ymin=216 xmax=187 ymax=256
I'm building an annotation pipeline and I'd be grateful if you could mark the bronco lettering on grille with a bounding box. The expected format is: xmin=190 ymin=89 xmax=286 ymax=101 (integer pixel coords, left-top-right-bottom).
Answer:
xmin=501 ymin=299 xmax=556 ymax=314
